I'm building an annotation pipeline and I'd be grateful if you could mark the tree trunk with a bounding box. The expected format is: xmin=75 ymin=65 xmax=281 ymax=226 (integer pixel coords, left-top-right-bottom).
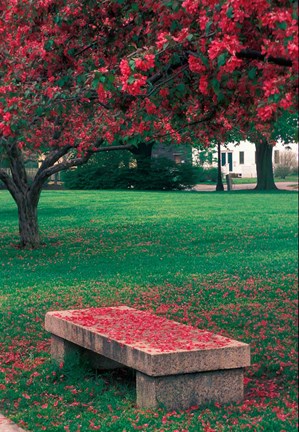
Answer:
xmin=16 ymin=192 xmax=41 ymax=248
xmin=216 ymin=141 xmax=224 ymax=191
xmin=255 ymin=141 xmax=278 ymax=190
xmin=130 ymin=142 xmax=154 ymax=170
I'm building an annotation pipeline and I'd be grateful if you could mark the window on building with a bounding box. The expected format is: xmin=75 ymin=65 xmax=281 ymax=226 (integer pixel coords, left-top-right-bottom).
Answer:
xmin=221 ymin=153 xmax=226 ymax=166
xmin=239 ymin=151 xmax=245 ymax=164
xmin=274 ymin=150 xmax=280 ymax=164
xmin=173 ymin=154 xmax=181 ymax=164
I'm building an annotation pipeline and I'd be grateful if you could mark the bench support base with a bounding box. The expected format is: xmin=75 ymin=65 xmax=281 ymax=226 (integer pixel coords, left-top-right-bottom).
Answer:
xmin=136 ymin=369 xmax=244 ymax=410
xmin=51 ymin=335 xmax=244 ymax=410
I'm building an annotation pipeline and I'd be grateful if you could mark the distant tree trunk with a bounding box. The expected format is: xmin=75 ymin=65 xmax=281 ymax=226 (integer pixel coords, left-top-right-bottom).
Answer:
xmin=216 ymin=141 xmax=224 ymax=191
xmin=130 ymin=142 xmax=154 ymax=170
xmin=255 ymin=140 xmax=278 ymax=190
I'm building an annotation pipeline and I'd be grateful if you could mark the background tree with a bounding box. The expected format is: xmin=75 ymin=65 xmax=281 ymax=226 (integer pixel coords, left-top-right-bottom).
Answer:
xmin=0 ymin=0 xmax=297 ymax=247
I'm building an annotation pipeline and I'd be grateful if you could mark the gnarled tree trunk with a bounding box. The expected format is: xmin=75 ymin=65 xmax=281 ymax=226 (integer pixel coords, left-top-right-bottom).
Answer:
xmin=0 ymin=138 xmax=132 ymax=249
xmin=0 ymin=141 xmax=44 ymax=248
xmin=15 ymin=191 xmax=41 ymax=248
xmin=255 ymin=140 xmax=278 ymax=191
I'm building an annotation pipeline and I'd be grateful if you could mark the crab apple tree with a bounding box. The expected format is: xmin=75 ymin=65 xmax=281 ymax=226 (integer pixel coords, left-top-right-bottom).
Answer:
xmin=0 ymin=0 xmax=297 ymax=248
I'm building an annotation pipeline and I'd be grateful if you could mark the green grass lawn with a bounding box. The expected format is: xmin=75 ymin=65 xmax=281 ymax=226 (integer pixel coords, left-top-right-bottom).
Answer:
xmin=0 ymin=189 xmax=298 ymax=431
xmin=230 ymin=175 xmax=298 ymax=185
xmin=200 ymin=174 xmax=298 ymax=185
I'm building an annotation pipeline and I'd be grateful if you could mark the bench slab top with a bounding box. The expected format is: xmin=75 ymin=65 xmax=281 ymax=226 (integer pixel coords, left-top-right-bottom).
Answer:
xmin=45 ymin=306 xmax=250 ymax=376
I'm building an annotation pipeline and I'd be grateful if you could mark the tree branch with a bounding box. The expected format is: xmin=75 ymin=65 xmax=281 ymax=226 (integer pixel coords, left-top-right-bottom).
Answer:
xmin=30 ymin=153 xmax=91 ymax=199
xmin=74 ymin=42 xmax=98 ymax=57
xmin=5 ymin=141 xmax=28 ymax=192
xmin=235 ymin=49 xmax=292 ymax=67
xmin=52 ymin=94 xmax=111 ymax=110
xmin=37 ymin=145 xmax=73 ymax=174
xmin=92 ymin=144 xmax=134 ymax=153
xmin=39 ymin=154 xmax=92 ymax=179
xmin=0 ymin=168 xmax=19 ymax=203
xmin=33 ymin=142 xmax=133 ymax=187
xmin=34 ymin=143 xmax=132 ymax=179
xmin=145 ymin=47 xmax=292 ymax=101
xmin=29 ymin=145 xmax=74 ymax=197
xmin=153 ymin=108 xmax=217 ymax=140
xmin=147 ymin=65 xmax=189 ymax=97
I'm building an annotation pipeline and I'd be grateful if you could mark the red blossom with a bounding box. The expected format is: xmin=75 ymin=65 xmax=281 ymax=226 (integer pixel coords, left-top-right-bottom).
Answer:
xmin=0 ymin=122 xmax=12 ymax=137
xmin=135 ymin=54 xmax=155 ymax=71
xmin=222 ymin=56 xmax=243 ymax=73
xmin=145 ymin=98 xmax=157 ymax=114
xmin=159 ymin=88 xmax=169 ymax=97
xmin=188 ymin=55 xmax=206 ymax=73
xmin=119 ymin=58 xmax=131 ymax=78
xmin=2 ymin=112 xmax=12 ymax=122
xmin=257 ymin=104 xmax=277 ymax=121
xmin=122 ymin=74 xmax=147 ymax=96
xmin=263 ymin=78 xmax=280 ymax=97
xmin=96 ymin=83 xmax=111 ymax=103
xmin=44 ymin=86 xmax=59 ymax=99
xmin=199 ymin=75 xmax=209 ymax=95
xmin=173 ymin=28 xmax=190 ymax=43
xmin=156 ymin=31 xmax=170 ymax=49
xmin=279 ymin=92 xmax=293 ymax=109
xmin=182 ymin=0 xmax=199 ymax=14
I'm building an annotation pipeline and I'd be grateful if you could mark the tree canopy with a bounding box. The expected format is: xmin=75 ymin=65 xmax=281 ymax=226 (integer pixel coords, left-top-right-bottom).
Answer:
xmin=0 ymin=0 xmax=298 ymax=247
xmin=1 ymin=0 xmax=297 ymax=152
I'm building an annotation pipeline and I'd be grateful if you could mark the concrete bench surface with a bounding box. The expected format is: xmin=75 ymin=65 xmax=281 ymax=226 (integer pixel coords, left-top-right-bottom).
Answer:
xmin=45 ymin=306 xmax=250 ymax=376
xmin=45 ymin=306 xmax=250 ymax=409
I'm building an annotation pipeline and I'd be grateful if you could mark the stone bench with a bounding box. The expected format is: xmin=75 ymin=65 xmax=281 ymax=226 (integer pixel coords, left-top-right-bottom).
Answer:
xmin=45 ymin=306 xmax=250 ymax=410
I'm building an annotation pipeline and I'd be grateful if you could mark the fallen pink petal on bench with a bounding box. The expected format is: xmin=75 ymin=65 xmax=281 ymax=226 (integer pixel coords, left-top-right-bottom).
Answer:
xmin=45 ymin=306 xmax=250 ymax=410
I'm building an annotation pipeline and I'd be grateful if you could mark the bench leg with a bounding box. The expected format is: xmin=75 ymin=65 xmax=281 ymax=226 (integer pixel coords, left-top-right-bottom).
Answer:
xmin=50 ymin=335 xmax=122 ymax=370
xmin=51 ymin=335 xmax=81 ymax=365
xmin=136 ymin=368 xmax=244 ymax=410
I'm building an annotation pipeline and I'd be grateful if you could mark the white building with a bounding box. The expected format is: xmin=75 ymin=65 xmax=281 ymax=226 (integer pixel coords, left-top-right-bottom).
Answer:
xmin=192 ymin=140 xmax=298 ymax=178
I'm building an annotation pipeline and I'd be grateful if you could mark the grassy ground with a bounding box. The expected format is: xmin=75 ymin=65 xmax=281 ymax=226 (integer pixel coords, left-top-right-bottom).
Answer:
xmin=199 ymin=175 xmax=298 ymax=185
xmin=232 ymin=175 xmax=298 ymax=185
xmin=0 ymin=189 xmax=298 ymax=432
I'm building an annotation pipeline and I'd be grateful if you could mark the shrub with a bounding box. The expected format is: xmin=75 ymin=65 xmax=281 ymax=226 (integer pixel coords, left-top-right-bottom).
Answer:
xmin=62 ymin=151 xmax=133 ymax=189
xmin=275 ymin=164 xmax=291 ymax=179
xmin=275 ymin=150 xmax=298 ymax=179
xmin=129 ymin=158 xmax=197 ymax=190
xmin=63 ymin=154 xmax=198 ymax=190
xmin=193 ymin=166 xmax=219 ymax=183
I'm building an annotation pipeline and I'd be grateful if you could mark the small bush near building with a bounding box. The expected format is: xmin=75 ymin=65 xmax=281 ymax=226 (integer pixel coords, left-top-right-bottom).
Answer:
xmin=275 ymin=164 xmax=292 ymax=179
xmin=193 ymin=166 xmax=219 ymax=183
xmin=275 ymin=150 xmax=298 ymax=179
